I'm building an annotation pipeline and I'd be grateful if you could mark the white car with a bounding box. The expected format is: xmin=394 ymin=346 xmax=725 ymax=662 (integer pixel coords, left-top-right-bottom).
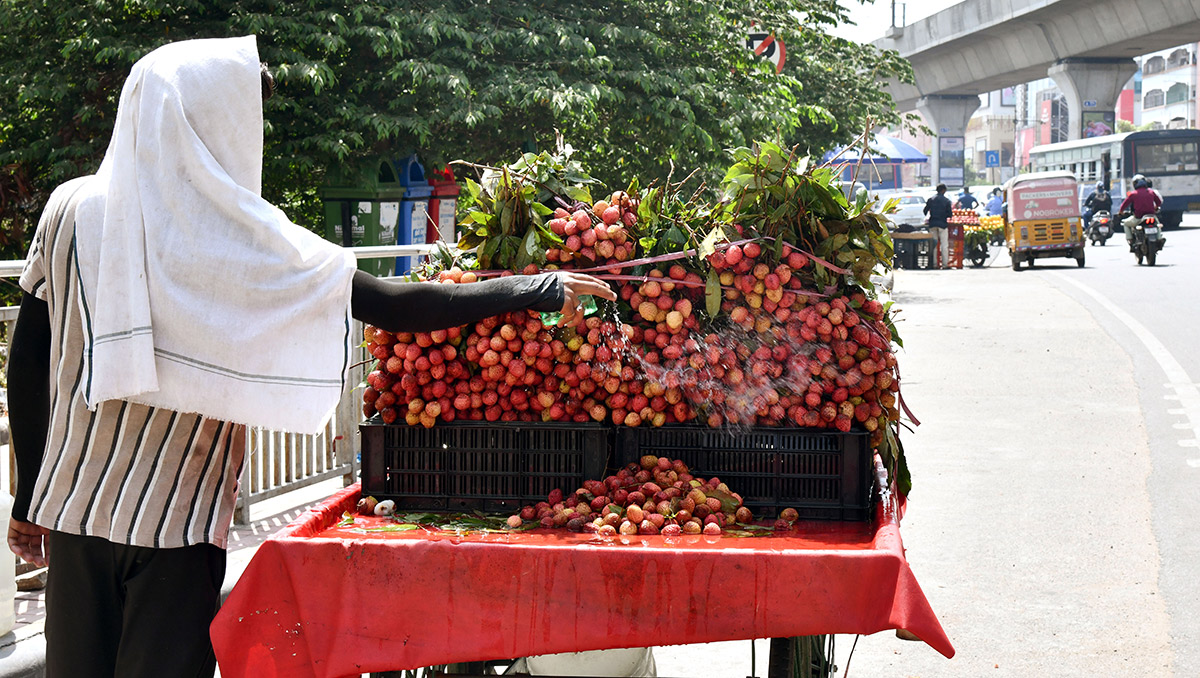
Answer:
xmin=881 ymin=191 xmax=930 ymax=229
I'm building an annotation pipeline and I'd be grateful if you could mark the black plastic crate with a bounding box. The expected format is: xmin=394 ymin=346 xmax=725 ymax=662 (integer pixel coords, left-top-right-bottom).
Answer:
xmin=893 ymin=236 xmax=935 ymax=270
xmin=360 ymin=419 xmax=609 ymax=511
xmin=615 ymin=426 xmax=872 ymax=521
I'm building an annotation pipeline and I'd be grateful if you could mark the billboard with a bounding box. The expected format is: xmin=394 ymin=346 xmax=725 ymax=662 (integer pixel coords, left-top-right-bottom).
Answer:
xmin=1083 ymin=111 xmax=1116 ymax=138
xmin=938 ymin=136 xmax=965 ymax=186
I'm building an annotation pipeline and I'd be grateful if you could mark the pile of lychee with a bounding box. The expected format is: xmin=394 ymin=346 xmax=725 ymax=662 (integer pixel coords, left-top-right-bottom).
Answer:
xmin=503 ymin=455 xmax=802 ymax=537
xmin=544 ymin=192 xmax=638 ymax=269
xmin=702 ymin=240 xmax=901 ymax=445
xmin=362 ymin=257 xmax=661 ymax=426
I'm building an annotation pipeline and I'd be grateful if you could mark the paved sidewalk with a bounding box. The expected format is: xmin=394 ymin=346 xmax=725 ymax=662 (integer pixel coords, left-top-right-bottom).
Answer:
xmin=0 ymin=478 xmax=348 ymax=678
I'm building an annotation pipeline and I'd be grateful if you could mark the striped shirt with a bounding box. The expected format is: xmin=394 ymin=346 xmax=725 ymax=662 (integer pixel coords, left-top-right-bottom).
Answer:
xmin=19 ymin=178 xmax=245 ymax=549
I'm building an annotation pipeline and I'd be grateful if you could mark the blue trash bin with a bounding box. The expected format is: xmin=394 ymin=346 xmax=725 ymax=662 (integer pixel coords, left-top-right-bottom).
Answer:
xmin=393 ymin=154 xmax=432 ymax=276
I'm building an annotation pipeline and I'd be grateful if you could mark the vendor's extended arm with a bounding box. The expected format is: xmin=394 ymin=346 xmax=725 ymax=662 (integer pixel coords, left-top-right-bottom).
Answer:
xmin=350 ymin=270 xmax=616 ymax=333
xmin=6 ymin=292 xmax=51 ymax=566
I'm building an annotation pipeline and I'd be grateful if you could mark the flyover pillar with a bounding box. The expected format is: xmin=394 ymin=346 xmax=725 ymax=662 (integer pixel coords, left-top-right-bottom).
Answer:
xmin=917 ymin=95 xmax=981 ymax=189
xmin=1048 ymin=58 xmax=1138 ymax=141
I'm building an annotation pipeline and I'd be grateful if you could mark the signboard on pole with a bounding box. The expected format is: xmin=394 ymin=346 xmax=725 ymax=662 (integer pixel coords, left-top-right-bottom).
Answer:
xmin=746 ymin=32 xmax=786 ymax=73
xmin=938 ymin=136 xmax=965 ymax=186
xmin=985 ymin=150 xmax=1000 ymax=168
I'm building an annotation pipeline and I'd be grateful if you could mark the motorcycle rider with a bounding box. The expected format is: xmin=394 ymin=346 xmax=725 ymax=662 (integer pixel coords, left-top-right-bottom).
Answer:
xmin=1082 ymin=181 xmax=1112 ymax=234
xmin=1131 ymin=173 xmax=1164 ymax=204
xmin=1118 ymin=178 xmax=1163 ymax=248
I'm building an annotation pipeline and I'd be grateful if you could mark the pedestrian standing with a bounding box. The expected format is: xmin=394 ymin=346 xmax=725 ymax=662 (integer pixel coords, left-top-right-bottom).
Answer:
xmin=954 ymin=186 xmax=978 ymax=211
xmin=924 ymin=184 xmax=953 ymax=269
xmin=6 ymin=36 xmax=613 ymax=678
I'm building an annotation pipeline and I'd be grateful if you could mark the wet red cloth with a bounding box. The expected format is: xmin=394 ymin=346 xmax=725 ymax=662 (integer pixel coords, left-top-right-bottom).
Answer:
xmin=211 ymin=484 xmax=953 ymax=677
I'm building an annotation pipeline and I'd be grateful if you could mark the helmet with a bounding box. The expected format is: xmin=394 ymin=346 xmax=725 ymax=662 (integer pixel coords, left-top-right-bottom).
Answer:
xmin=1134 ymin=178 xmax=1148 ymax=189
xmin=1095 ymin=182 xmax=1105 ymax=192
xmin=1132 ymin=173 xmax=1145 ymax=185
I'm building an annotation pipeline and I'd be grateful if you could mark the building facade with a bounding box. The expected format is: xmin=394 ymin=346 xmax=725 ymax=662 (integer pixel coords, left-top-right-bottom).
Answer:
xmin=964 ymin=90 xmax=1016 ymax=187
xmin=1138 ymin=43 xmax=1197 ymax=130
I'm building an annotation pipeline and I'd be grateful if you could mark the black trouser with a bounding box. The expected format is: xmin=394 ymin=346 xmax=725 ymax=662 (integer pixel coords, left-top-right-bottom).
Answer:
xmin=45 ymin=531 xmax=226 ymax=678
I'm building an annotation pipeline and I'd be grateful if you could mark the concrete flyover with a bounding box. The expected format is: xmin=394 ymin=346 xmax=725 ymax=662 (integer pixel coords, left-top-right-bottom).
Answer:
xmin=872 ymin=0 xmax=1200 ymax=183
xmin=875 ymin=0 xmax=1200 ymax=113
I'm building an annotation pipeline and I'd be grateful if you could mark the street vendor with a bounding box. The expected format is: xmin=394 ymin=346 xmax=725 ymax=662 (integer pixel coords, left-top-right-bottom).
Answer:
xmin=6 ymin=36 xmax=613 ymax=678
xmin=923 ymin=184 xmax=953 ymax=269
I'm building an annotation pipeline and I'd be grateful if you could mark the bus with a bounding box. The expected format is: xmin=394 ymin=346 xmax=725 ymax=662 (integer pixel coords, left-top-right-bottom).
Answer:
xmin=1029 ymin=129 xmax=1200 ymax=229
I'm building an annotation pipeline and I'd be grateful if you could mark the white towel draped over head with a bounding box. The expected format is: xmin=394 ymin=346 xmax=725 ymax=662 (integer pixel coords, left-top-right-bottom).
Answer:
xmin=72 ymin=35 xmax=357 ymax=434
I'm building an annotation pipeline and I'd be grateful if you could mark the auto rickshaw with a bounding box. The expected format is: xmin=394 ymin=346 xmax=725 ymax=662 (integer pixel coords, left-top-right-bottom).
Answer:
xmin=1002 ymin=170 xmax=1086 ymax=270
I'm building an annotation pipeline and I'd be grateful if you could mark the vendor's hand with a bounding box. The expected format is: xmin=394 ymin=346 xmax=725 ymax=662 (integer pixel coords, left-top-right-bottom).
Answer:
xmin=8 ymin=518 xmax=48 ymax=567
xmin=558 ymin=272 xmax=617 ymax=327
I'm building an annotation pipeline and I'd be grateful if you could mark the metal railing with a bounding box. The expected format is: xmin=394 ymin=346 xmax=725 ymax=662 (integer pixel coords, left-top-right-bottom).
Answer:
xmin=0 ymin=244 xmax=434 ymax=531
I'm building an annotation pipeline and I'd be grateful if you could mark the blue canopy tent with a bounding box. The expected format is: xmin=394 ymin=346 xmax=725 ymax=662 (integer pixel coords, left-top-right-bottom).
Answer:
xmin=823 ymin=134 xmax=929 ymax=191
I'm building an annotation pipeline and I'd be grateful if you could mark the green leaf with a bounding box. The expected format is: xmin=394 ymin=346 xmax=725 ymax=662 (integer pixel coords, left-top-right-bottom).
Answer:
xmin=516 ymin=226 xmax=541 ymax=269
xmin=499 ymin=237 xmax=518 ymax=269
xmin=638 ymin=188 xmax=659 ymax=224
xmin=458 ymin=232 xmax=486 ymax=250
xmin=465 ymin=210 xmax=495 ymax=228
xmin=705 ymin=267 xmax=721 ymax=317
xmin=698 ymin=226 xmax=724 ymax=260
xmin=463 ymin=177 xmax=482 ymax=202
xmin=499 ymin=199 xmax=515 ymax=234
xmin=358 ymin=523 xmax=421 ymax=533
xmin=706 ymin=488 xmax=741 ymax=514
xmin=480 ymin=236 xmax=501 ymax=268
xmin=565 ymin=186 xmax=592 ymax=203
xmin=883 ymin=425 xmax=912 ymax=496
xmin=537 ymin=224 xmax=564 ymax=245
xmin=665 ymin=225 xmax=687 ymax=246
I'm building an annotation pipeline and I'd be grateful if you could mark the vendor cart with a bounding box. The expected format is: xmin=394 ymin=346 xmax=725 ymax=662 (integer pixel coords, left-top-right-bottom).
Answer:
xmin=211 ymin=481 xmax=953 ymax=678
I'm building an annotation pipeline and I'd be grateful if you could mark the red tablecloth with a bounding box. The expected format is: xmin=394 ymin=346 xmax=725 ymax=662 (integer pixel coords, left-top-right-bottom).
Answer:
xmin=212 ymin=484 xmax=953 ymax=678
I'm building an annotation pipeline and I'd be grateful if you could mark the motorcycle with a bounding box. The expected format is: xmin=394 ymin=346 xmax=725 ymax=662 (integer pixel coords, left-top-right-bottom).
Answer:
xmin=1123 ymin=212 xmax=1165 ymax=266
xmin=1088 ymin=210 xmax=1112 ymax=246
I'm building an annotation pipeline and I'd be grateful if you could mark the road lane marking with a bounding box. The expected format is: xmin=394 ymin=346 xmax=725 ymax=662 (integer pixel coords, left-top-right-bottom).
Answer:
xmin=1051 ymin=272 xmax=1200 ymax=466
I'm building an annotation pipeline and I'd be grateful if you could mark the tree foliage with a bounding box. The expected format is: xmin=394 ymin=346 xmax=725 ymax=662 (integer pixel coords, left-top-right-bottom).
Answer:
xmin=0 ymin=0 xmax=913 ymax=270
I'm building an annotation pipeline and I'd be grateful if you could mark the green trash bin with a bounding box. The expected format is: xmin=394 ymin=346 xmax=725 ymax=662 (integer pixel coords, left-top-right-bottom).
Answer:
xmin=320 ymin=158 xmax=406 ymax=277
